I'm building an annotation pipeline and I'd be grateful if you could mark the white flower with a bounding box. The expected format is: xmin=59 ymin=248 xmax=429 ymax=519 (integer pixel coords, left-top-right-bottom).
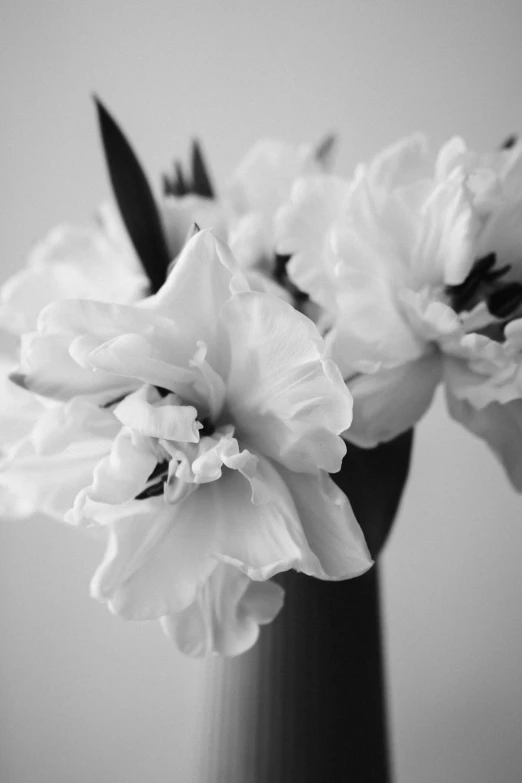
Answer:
xmin=160 ymin=563 xmax=285 ymax=657
xmin=0 ymin=202 xmax=149 ymax=517
xmin=224 ymin=138 xmax=324 ymax=270
xmin=160 ymin=138 xmax=327 ymax=302
xmin=0 ymin=202 xmax=148 ymax=337
xmin=12 ymin=229 xmax=371 ymax=655
xmin=276 ymin=134 xmax=522 ymax=489
xmin=0 ymin=135 xmax=320 ymax=521
xmin=0 ymin=395 xmax=119 ymax=520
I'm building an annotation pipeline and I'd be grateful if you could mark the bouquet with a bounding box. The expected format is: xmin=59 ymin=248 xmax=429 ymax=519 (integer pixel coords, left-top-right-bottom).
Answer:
xmin=2 ymin=99 xmax=521 ymax=780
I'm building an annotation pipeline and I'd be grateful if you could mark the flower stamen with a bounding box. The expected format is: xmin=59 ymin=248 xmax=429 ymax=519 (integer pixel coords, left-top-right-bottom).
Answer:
xmin=135 ymin=460 xmax=169 ymax=500
xmin=447 ymin=253 xmax=511 ymax=313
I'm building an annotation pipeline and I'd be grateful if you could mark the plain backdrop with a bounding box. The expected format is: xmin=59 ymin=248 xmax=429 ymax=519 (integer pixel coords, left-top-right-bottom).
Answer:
xmin=1 ymin=1 xmax=522 ymax=781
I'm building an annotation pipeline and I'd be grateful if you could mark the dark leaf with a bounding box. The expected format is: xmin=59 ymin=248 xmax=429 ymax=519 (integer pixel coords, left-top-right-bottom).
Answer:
xmin=174 ymin=160 xmax=188 ymax=195
xmin=191 ymin=138 xmax=215 ymax=198
xmin=94 ymin=96 xmax=171 ymax=294
xmin=500 ymin=134 xmax=518 ymax=150
xmin=162 ymin=173 xmax=174 ymax=196
xmin=332 ymin=428 xmax=414 ymax=558
xmin=314 ymin=133 xmax=338 ymax=169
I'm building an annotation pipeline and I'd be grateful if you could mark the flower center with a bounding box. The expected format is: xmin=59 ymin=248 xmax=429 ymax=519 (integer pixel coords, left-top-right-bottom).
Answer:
xmin=446 ymin=252 xmax=522 ymax=341
xmin=273 ymin=253 xmax=309 ymax=310
xmin=446 ymin=253 xmax=511 ymax=313
xmin=198 ymin=416 xmax=215 ymax=437
xmin=135 ymin=461 xmax=169 ymax=500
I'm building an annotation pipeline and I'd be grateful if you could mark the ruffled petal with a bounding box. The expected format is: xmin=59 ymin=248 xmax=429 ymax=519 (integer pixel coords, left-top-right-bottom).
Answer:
xmin=223 ymin=290 xmax=352 ymax=473
xmin=0 ymin=436 xmax=110 ymax=521
xmin=189 ymin=341 xmax=227 ymax=421
xmin=90 ymin=492 xmax=219 ymax=619
xmin=228 ymin=212 xmax=270 ymax=269
xmin=345 ymin=353 xmax=442 ymax=448
xmin=0 ymin=353 xmax=47 ymax=449
xmin=74 ymin=427 xmax=157 ymax=510
xmin=17 ymin=296 xmax=190 ymax=402
xmin=416 ymin=175 xmax=476 ymax=287
xmin=0 ymin=205 xmax=146 ymax=336
xmin=29 ymin=396 xmax=119 ymax=455
xmin=226 ymin=138 xmax=319 ymax=219
xmin=14 ymin=332 xmax=135 ymax=402
xmin=210 ymin=456 xmax=326 ymax=580
xmin=160 ymin=564 xmax=284 ymax=657
xmin=146 ymin=230 xmax=250 ymax=379
xmin=364 ymin=133 xmax=428 ymax=195
xmin=444 ymin=350 xmax=522 ymax=409
xmin=446 ymin=391 xmax=522 ymax=491
xmin=278 ymin=466 xmax=372 ymax=579
xmin=475 ymin=198 xmax=522 ymax=274
xmin=331 ymin=264 xmax=425 ymax=377
xmin=38 ymin=298 xmax=186 ymax=366
xmin=114 ymin=386 xmax=200 ymax=443
xmin=277 ymin=175 xmax=351 ymax=311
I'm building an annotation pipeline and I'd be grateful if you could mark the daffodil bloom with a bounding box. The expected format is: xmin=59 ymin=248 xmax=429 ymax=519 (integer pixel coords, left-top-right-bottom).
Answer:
xmin=10 ymin=230 xmax=371 ymax=655
xmin=0 ymin=203 xmax=147 ymax=517
xmin=276 ymin=134 xmax=522 ymax=489
xmin=162 ymin=137 xmax=329 ymax=303
xmin=224 ymin=138 xmax=326 ymax=270
xmin=0 ymin=202 xmax=148 ymax=337
xmin=0 ymin=136 xmax=326 ymax=521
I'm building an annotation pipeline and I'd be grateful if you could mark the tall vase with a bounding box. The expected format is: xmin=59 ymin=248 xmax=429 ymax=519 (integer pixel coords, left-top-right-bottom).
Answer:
xmin=200 ymin=430 xmax=414 ymax=783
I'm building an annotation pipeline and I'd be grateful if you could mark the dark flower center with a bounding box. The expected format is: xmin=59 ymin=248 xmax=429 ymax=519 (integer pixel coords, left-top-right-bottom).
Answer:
xmin=273 ymin=253 xmax=309 ymax=310
xmin=445 ymin=252 xmax=522 ymax=341
xmin=446 ymin=253 xmax=511 ymax=313
xmin=135 ymin=461 xmax=169 ymax=500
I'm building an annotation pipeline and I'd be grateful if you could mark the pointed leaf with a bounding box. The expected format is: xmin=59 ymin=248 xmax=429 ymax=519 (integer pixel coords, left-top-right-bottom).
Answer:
xmin=191 ymin=139 xmax=215 ymax=198
xmin=94 ymin=97 xmax=171 ymax=294
xmin=500 ymin=134 xmax=518 ymax=150
xmin=174 ymin=161 xmax=188 ymax=196
xmin=315 ymin=133 xmax=338 ymax=170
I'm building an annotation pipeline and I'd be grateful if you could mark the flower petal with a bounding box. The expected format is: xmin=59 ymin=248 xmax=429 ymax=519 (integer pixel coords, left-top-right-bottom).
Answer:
xmin=447 ymin=392 xmax=522 ymax=491
xmin=226 ymin=138 xmax=319 ymax=219
xmin=114 ymin=386 xmax=200 ymax=443
xmin=223 ymin=291 xmax=352 ymax=473
xmin=146 ymin=230 xmax=249 ymax=379
xmin=277 ymin=175 xmax=351 ymax=311
xmin=161 ymin=195 xmax=228 ymax=260
xmin=14 ymin=332 xmax=135 ymax=402
xmin=0 ymin=436 xmax=110 ymax=521
xmin=29 ymin=397 xmax=119 ymax=455
xmin=0 ymin=353 xmax=46 ymax=448
xmin=364 ymin=133 xmax=428 ymax=194
xmin=345 ymin=353 xmax=442 ymax=448
xmin=210 ymin=456 xmax=325 ymax=580
xmin=90 ymin=493 xmax=218 ymax=619
xmin=0 ymin=205 xmax=146 ymax=336
xmin=88 ymin=334 xmax=198 ymax=401
xmin=278 ymin=466 xmax=372 ymax=579
xmin=160 ymin=564 xmax=284 ymax=657
xmin=76 ymin=427 xmax=157 ymax=509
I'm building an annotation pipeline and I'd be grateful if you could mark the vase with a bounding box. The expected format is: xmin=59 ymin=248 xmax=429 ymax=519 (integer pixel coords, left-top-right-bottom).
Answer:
xmin=198 ymin=430 xmax=413 ymax=783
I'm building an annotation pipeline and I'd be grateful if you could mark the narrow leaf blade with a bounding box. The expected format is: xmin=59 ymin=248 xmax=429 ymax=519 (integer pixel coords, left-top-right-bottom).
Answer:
xmin=500 ymin=133 xmax=518 ymax=150
xmin=94 ymin=97 xmax=171 ymax=293
xmin=191 ymin=138 xmax=215 ymax=198
xmin=315 ymin=133 xmax=338 ymax=170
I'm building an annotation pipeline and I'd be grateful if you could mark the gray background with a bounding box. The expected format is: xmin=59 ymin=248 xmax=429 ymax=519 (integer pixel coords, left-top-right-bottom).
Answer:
xmin=1 ymin=1 xmax=522 ymax=781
